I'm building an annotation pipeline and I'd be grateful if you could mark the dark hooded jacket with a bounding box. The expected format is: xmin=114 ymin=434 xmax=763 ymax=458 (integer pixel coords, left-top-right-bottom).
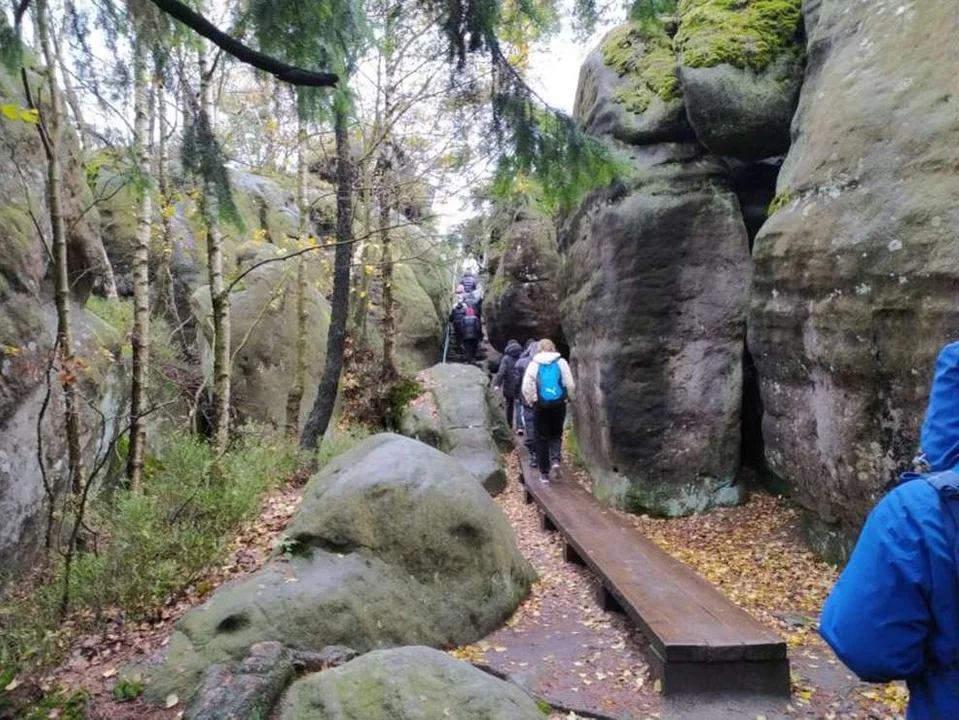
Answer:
xmin=494 ymin=340 xmax=523 ymax=398
xmin=449 ymin=302 xmax=467 ymax=334
xmin=512 ymin=340 xmax=537 ymax=403
xmin=460 ymin=308 xmax=481 ymax=341
xmin=821 ymin=341 xmax=959 ymax=720
xmin=461 ymin=274 xmax=478 ymax=293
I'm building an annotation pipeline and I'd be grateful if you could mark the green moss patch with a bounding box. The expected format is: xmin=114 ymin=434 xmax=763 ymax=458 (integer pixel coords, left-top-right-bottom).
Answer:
xmin=675 ymin=0 xmax=803 ymax=71
xmin=602 ymin=22 xmax=682 ymax=114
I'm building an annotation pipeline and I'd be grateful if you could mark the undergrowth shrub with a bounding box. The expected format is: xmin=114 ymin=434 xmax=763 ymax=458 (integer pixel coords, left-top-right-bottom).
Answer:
xmin=0 ymin=423 xmax=304 ymax=677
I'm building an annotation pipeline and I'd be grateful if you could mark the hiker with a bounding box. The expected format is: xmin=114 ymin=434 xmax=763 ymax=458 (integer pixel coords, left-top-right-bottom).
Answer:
xmin=820 ymin=340 xmax=959 ymax=720
xmin=514 ymin=340 xmax=538 ymax=459
xmin=453 ymin=283 xmax=466 ymax=305
xmin=461 ymin=269 xmax=478 ymax=294
xmin=493 ymin=339 xmax=522 ymax=429
xmin=460 ymin=306 xmax=481 ymax=363
xmin=522 ymin=339 xmax=574 ymax=483
xmin=464 ymin=288 xmax=482 ymax=323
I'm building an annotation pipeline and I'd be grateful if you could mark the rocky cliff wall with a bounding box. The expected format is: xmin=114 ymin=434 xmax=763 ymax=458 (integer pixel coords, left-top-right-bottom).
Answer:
xmin=748 ymin=0 xmax=959 ymax=558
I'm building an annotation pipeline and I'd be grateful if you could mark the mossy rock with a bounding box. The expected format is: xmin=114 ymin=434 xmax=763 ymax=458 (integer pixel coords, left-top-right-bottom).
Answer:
xmin=400 ymin=364 xmax=510 ymax=495
xmin=140 ymin=435 xmax=534 ymax=706
xmin=280 ymin=646 xmax=547 ymax=720
xmin=574 ymin=23 xmax=694 ymax=144
xmin=602 ymin=22 xmax=681 ymax=114
xmin=674 ymin=0 xmax=804 ymax=71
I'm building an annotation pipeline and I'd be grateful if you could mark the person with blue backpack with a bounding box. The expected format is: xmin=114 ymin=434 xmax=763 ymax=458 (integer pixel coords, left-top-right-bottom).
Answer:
xmin=521 ymin=339 xmax=575 ymax=483
xmin=820 ymin=340 xmax=959 ymax=719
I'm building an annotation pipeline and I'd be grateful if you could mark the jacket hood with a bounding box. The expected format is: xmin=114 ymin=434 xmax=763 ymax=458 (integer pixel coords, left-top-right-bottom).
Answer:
xmin=920 ymin=341 xmax=959 ymax=471
xmin=533 ymin=351 xmax=561 ymax=364
xmin=504 ymin=340 xmax=522 ymax=358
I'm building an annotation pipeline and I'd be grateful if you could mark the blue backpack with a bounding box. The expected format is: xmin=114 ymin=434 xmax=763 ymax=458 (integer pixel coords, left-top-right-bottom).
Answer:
xmin=537 ymin=360 xmax=566 ymax=407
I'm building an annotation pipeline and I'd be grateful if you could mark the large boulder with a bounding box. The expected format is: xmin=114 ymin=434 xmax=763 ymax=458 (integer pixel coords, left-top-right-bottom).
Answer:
xmin=561 ymin=149 xmax=751 ymax=515
xmin=748 ymin=0 xmax=959 ymax=558
xmin=675 ymin=0 xmax=804 ymax=160
xmin=280 ymin=646 xmax=546 ymax=720
xmin=562 ymin=19 xmax=752 ymax=516
xmin=192 ymin=255 xmax=331 ymax=430
xmin=574 ymin=22 xmax=694 ymax=145
xmin=485 ymin=209 xmax=565 ymax=352
xmin=400 ymin=364 xmax=511 ymax=494
xmin=0 ymin=63 xmax=121 ymax=573
xmin=142 ymin=434 xmax=534 ymax=704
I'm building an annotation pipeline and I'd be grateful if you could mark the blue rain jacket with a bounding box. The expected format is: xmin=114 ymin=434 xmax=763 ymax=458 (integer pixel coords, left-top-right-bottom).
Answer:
xmin=820 ymin=341 xmax=959 ymax=720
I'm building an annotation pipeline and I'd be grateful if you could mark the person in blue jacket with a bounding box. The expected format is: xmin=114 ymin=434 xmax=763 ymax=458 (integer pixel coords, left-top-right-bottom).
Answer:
xmin=820 ymin=340 xmax=959 ymax=720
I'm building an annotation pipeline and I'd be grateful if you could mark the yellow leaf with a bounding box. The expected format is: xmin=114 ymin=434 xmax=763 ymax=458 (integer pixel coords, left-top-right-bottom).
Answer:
xmin=165 ymin=693 xmax=180 ymax=708
xmin=18 ymin=108 xmax=39 ymax=124
xmin=653 ymin=679 xmax=662 ymax=693
xmin=101 ymin=667 xmax=117 ymax=678
xmin=1 ymin=103 xmax=20 ymax=120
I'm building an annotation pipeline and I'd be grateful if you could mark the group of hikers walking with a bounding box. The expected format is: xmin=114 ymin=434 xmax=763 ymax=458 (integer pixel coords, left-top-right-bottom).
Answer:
xmin=493 ymin=337 xmax=574 ymax=484
xmin=447 ymin=269 xmax=483 ymax=362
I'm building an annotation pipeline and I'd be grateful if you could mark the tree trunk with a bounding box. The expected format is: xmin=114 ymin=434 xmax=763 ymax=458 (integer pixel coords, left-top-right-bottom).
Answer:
xmin=351 ymin=158 xmax=374 ymax=338
xmin=127 ymin=34 xmax=153 ymax=489
xmin=34 ymin=0 xmax=85 ymax=496
xmin=52 ymin=15 xmax=91 ymax=151
xmin=379 ymin=170 xmax=395 ymax=376
xmin=285 ymin=107 xmax=309 ymax=437
xmin=52 ymin=13 xmax=119 ymax=300
xmin=378 ymin=5 xmax=397 ymax=376
xmin=199 ymin=43 xmax=231 ymax=451
xmin=300 ymin=98 xmax=353 ymax=451
xmin=154 ymin=51 xmax=176 ymax=318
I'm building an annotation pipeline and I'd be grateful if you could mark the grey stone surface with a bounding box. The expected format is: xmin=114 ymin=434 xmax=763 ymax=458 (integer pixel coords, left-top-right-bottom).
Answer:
xmin=748 ymin=0 xmax=959 ymax=554
xmin=192 ymin=255 xmax=331 ymax=430
xmin=141 ymin=434 xmax=534 ymax=705
xmin=485 ymin=209 xmax=565 ymax=352
xmin=680 ymin=56 xmax=802 ymax=161
xmin=400 ymin=364 xmax=511 ymax=494
xmin=279 ymin=646 xmax=546 ymax=720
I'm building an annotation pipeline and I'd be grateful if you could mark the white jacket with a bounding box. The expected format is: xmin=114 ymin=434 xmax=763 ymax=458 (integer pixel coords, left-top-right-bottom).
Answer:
xmin=521 ymin=352 xmax=575 ymax=407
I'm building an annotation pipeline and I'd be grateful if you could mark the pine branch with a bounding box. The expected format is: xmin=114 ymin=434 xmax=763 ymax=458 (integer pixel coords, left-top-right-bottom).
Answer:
xmin=147 ymin=0 xmax=340 ymax=87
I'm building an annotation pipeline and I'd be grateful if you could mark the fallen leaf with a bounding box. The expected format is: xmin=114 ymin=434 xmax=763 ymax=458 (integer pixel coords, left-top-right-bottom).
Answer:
xmin=102 ymin=667 xmax=117 ymax=678
xmin=165 ymin=693 xmax=180 ymax=708
xmin=4 ymin=677 xmax=20 ymax=692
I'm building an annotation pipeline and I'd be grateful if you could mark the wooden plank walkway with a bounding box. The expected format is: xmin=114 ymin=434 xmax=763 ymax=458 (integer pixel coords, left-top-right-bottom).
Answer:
xmin=516 ymin=445 xmax=790 ymax=696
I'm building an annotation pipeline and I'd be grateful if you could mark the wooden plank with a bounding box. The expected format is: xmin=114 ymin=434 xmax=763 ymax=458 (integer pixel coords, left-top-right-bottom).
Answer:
xmin=516 ymin=444 xmax=787 ymax=678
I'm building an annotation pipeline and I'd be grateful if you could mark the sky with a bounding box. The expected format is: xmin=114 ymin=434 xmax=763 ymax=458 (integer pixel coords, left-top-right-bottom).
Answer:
xmin=431 ymin=18 xmax=619 ymax=232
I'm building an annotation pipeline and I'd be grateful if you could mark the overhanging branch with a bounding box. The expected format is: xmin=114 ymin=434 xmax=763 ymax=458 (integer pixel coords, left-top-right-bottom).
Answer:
xmin=147 ymin=0 xmax=340 ymax=88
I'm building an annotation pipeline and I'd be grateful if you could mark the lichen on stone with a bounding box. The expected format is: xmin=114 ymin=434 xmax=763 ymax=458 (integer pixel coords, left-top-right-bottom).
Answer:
xmin=601 ymin=22 xmax=682 ymax=114
xmin=767 ymin=188 xmax=793 ymax=216
xmin=674 ymin=0 xmax=803 ymax=71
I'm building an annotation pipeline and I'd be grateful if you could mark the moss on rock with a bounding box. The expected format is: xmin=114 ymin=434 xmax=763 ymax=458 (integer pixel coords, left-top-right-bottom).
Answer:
xmin=675 ymin=0 xmax=803 ymax=71
xmin=601 ymin=22 xmax=681 ymax=114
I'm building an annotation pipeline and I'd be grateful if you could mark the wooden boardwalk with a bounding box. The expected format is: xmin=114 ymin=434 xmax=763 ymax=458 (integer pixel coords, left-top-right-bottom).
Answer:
xmin=516 ymin=446 xmax=790 ymax=696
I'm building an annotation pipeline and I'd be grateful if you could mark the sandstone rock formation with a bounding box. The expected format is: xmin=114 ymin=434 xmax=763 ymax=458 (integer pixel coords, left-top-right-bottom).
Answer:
xmin=675 ymin=0 xmax=804 ymax=160
xmin=400 ymin=364 xmax=512 ymax=494
xmin=748 ymin=0 xmax=959 ymax=557
xmin=192 ymin=254 xmax=331 ymax=430
xmin=0 ymin=64 xmax=123 ymax=570
xmin=142 ymin=434 xmax=534 ymax=704
xmin=562 ymin=21 xmax=752 ymax=516
xmin=484 ymin=208 xmax=565 ymax=352
xmin=280 ymin=646 xmax=546 ymax=720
